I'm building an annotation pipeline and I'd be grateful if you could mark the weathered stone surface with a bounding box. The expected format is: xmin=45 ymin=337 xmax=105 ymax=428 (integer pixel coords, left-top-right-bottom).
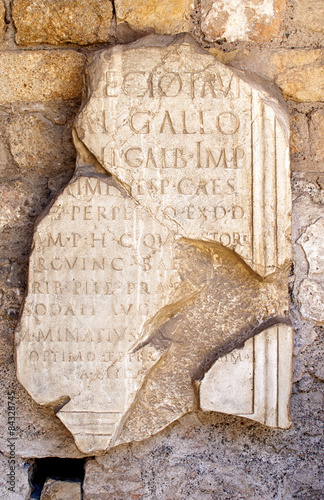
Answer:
xmin=0 ymin=178 xmax=41 ymax=229
xmin=294 ymin=0 xmax=324 ymax=33
xmin=16 ymin=36 xmax=292 ymax=453
xmin=16 ymin=174 xmax=181 ymax=454
xmin=116 ymin=243 xmax=289 ymax=445
xmin=12 ymin=0 xmax=113 ymax=46
xmin=289 ymin=109 xmax=309 ymax=156
xmin=201 ymin=0 xmax=286 ymax=42
xmin=40 ymin=479 xmax=81 ymax=500
xmin=0 ymin=51 xmax=85 ymax=104
xmin=115 ymin=0 xmax=193 ymax=34
xmin=0 ymin=104 xmax=84 ymax=459
xmin=76 ymin=35 xmax=291 ymax=277
xmin=82 ymin=373 xmax=324 ymax=499
xmin=84 ymin=449 xmax=143 ymax=499
xmin=0 ymin=1 xmax=5 ymax=43
xmin=0 ymin=453 xmax=31 ymax=500
xmin=7 ymin=114 xmax=75 ymax=175
xmin=296 ymin=217 xmax=324 ymax=324
xmin=216 ymin=48 xmax=324 ymax=103
xmin=309 ymin=108 xmax=324 ymax=162
xmin=298 ymin=218 xmax=324 ymax=280
xmin=201 ymin=324 xmax=293 ymax=428
xmin=298 ymin=279 xmax=324 ymax=323
xmin=276 ymin=64 xmax=324 ymax=103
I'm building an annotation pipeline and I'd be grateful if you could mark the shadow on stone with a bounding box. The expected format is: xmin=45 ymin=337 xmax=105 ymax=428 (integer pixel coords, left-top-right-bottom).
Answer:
xmin=29 ymin=457 xmax=86 ymax=499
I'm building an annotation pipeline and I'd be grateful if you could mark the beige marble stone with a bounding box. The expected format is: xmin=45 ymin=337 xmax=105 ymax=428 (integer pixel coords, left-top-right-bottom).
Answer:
xmin=201 ymin=0 xmax=286 ymax=42
xmin=40 ymin=479 xmax=81 ymax=500
xmin=201 ymin=324 xmax=293 ymax=428
xmin=16 ymin=174 xmax=182 ymax=453
xmin=76 ymin=35 xmax=291 ymax=278
xmin=12 ymin=0 xmax=113 ymax=46
xmin=16 ymin=36 xmax=292 ymax=453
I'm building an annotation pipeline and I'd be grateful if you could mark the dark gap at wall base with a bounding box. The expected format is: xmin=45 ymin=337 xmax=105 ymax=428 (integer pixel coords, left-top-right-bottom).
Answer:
xmin=29 ymin=457 xmax=86 ymax=499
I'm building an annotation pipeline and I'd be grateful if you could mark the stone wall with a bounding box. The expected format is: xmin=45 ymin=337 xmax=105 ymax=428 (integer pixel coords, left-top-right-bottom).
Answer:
xmin=0 ymin=1 xmax=323 ymax=498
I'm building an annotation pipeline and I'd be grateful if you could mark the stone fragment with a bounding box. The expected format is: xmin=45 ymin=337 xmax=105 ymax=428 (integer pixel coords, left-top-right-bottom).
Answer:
xmin=216 ymin=48 xmax=324 ymax=103
xmin=0 ymin=453 xmax=31 ymax=500
xmin=201 ymin=0 xmax=286 ymax=42
xmin=12 ymin=0 xmax=113 ymax=46
xmin=298 ymin=279 xmax=324 ymax=323
xmin=0 ymin=51 xmax=85 ymax=104
xmin=76 ymin=35 xmax=291 ymax=277
xmin=40 ymin=479 xmax=81 ymax=500
xmin=294 ymin=0 xmax=324 ymax=33
xmin=298 ymin=218 xmax=324 ymax=279
xmin=116 ymin=241 xmax=290 ymax=445
xmin=200 ymin=324 xmax=293 ymax=429
xmin=295 ymin=217 xmax=324 ymax=324
xmin=16 ymin=35 xmax=292 ymax=453
xmin=309 ymin=109 xmax=324 ymax=161
xmin=115 ymin=0 xmax=193 ymax=34
xmin=16 ymin=174 xmax=181 ymax=454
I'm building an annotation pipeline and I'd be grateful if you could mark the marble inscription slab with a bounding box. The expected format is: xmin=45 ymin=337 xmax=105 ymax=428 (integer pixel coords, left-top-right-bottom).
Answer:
xmin=16 ymin=35 xmax=292 ymax=453
xmin=76 ymin=34 xmax=291 ymax=277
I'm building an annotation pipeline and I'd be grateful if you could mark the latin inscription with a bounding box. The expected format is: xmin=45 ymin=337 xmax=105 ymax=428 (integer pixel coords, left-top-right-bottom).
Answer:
xmin=104 ymin=70 xmax=246 ymax=99
xmin=17 ymin=176 xmax=180 ymax=414
xmin=78 ymin=62 xmax=253 ymax=257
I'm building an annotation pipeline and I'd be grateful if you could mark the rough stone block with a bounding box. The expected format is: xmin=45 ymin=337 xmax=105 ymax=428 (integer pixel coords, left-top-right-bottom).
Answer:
xmin=12 ymin=0 xmax=113 ymax=45
xmin=0 ymin=51 xmax=85 ymax=104
xmin=83 ymin=452 xmax=143 ymax=500
xmin=201 ymin=0 xmax=286 ymax=42
xmin=298 ymin=218 xmax=324 ymax=280
xmin=0 ymin=1 xmax=5 ymax=43
xmin=40 ymin=479 xmax=81 ymax=500
xmin=213 ymin=48 xmax=324 ymax=102
xmin=289 ymin=109 xmax=309 ymax=155
xmin=296 ymin=218 xmax=324 ymax=323
xmin=309 ymin=108 xmax=324 ymax=161
xmin=7 ymin=114 xmax=75 ymax=174
xmin=115 ymin=0 xmax=193 ymax=34
xmin=294 ymin=0 xmax=324 ymax=33
xmin=0 ymin=453 xmax=31 ymax=500
xmin=298 ymin=278 xmax=324 ymax=323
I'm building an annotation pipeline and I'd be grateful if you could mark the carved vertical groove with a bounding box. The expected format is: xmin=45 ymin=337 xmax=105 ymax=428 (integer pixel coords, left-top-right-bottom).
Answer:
xmin=276 ymin=117 xmax=291 ymax=268
xmin=251 ymin=90 xmax=266 ymax=275
xmin=251 ymin=91 xmax=290 ymax=276
xmin=263 ymin=106 xmax=277 ymax=273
